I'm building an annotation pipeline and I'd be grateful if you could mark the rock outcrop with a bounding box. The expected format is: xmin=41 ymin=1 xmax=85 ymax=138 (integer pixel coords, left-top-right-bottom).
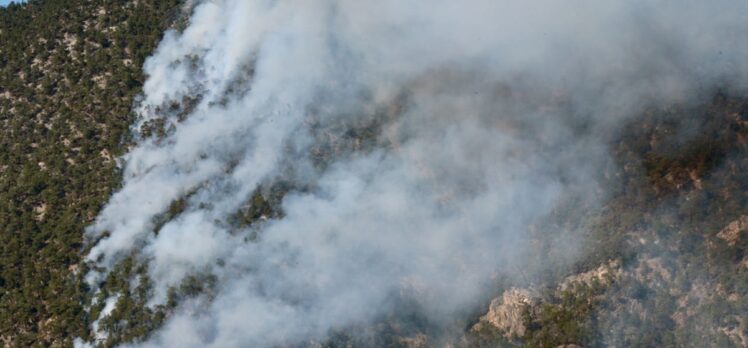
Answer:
xmin=716 ymin=215 xmax=748 ymax=246
xmin=472 ymin=288 xmax=536 ymax=339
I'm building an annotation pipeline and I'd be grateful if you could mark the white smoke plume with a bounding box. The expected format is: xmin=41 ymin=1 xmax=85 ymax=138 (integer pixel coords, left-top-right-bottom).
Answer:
xmin=81 ymin=0 xmax=747 ymax=347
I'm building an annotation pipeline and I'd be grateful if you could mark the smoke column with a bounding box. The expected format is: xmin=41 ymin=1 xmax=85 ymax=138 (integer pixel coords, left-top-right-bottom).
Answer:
xmin=80 ymin=0 xmax=747 ymax=347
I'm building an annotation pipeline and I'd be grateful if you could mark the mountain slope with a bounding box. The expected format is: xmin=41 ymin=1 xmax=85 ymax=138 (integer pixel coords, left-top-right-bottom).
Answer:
xmin=0 ymin=1 xmax=746 ymax=348
xmin=0 ymin=1 xmax=178 ymax=346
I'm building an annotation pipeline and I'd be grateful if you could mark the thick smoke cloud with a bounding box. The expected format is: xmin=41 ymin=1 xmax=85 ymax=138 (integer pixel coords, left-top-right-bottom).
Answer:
xmin=80 ymin=0 xmax=747 ymax=346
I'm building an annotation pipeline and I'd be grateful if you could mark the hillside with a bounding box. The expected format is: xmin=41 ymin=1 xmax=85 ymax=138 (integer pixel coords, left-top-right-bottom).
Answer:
xmin=0 ymin=1 xmax=178 ymax=346
xmin=469 ymin=93 xmax=748 ymax=347
xmin=0 ymin=1 xmax=747 ymax=348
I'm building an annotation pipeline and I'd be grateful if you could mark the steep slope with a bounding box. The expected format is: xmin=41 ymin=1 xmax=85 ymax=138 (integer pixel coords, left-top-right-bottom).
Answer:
xmin=0 ymin=1 xmax=179 ymax=346
xmin=469 ymin=93 xmax=748 ymax=347
xmin=1 ymin=1 xmax=747 ymax=348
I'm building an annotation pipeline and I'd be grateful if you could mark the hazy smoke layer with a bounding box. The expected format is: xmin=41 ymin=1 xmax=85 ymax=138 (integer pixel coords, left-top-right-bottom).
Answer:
xmin=82 ymin=0 xmax=747 ymax=346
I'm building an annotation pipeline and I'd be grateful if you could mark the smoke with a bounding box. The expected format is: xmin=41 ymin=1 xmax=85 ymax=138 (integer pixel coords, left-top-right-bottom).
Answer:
xmin=80 ymin=0 xmax=748 ymax=346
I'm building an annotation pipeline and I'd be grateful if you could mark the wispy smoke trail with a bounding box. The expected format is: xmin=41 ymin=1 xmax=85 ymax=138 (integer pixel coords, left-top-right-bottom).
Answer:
xmin=81 ymin=0 xmax=747 ymax=346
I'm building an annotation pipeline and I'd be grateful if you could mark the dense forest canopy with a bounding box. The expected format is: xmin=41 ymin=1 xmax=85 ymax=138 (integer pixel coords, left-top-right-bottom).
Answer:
xmin=0 ymin=1 xmax=178 ymax=346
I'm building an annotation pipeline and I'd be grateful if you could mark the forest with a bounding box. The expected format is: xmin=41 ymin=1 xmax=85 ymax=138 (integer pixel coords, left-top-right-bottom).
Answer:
xmin=1 ymin=1 xmax=747 ymax=347
xmin=0 ymin=1 xmax=178 ymax=346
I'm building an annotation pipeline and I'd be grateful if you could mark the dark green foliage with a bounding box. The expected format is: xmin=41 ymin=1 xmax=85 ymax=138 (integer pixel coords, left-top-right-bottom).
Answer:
xmin=0 ymin=1 xmax=180 ymax=346
xmin=88 ymin=256 xmax=216 ymax=347
xmin=523 ymin=285 xmax=603 ymax=348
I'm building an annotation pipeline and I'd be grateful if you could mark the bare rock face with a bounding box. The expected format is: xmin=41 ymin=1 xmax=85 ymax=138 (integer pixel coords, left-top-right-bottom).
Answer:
xmin=716 ymin=215 xmax=748 ymax=246
xmin=560 ymin=260 xmax=621 ymax=291
xmin=472 ymin=288 xmax=536 ymax=339
xmin=719 ymin=315 xmax=748 ymax=347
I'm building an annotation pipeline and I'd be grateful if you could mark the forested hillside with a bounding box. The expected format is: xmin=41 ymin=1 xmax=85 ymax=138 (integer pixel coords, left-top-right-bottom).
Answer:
xmin=468 ymin=93 xmax=748 ymax=347
xmin=0 ymin=1 xmax=178 ymax=346
xmin=1 ymin=1 xmax=747 ymax=348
